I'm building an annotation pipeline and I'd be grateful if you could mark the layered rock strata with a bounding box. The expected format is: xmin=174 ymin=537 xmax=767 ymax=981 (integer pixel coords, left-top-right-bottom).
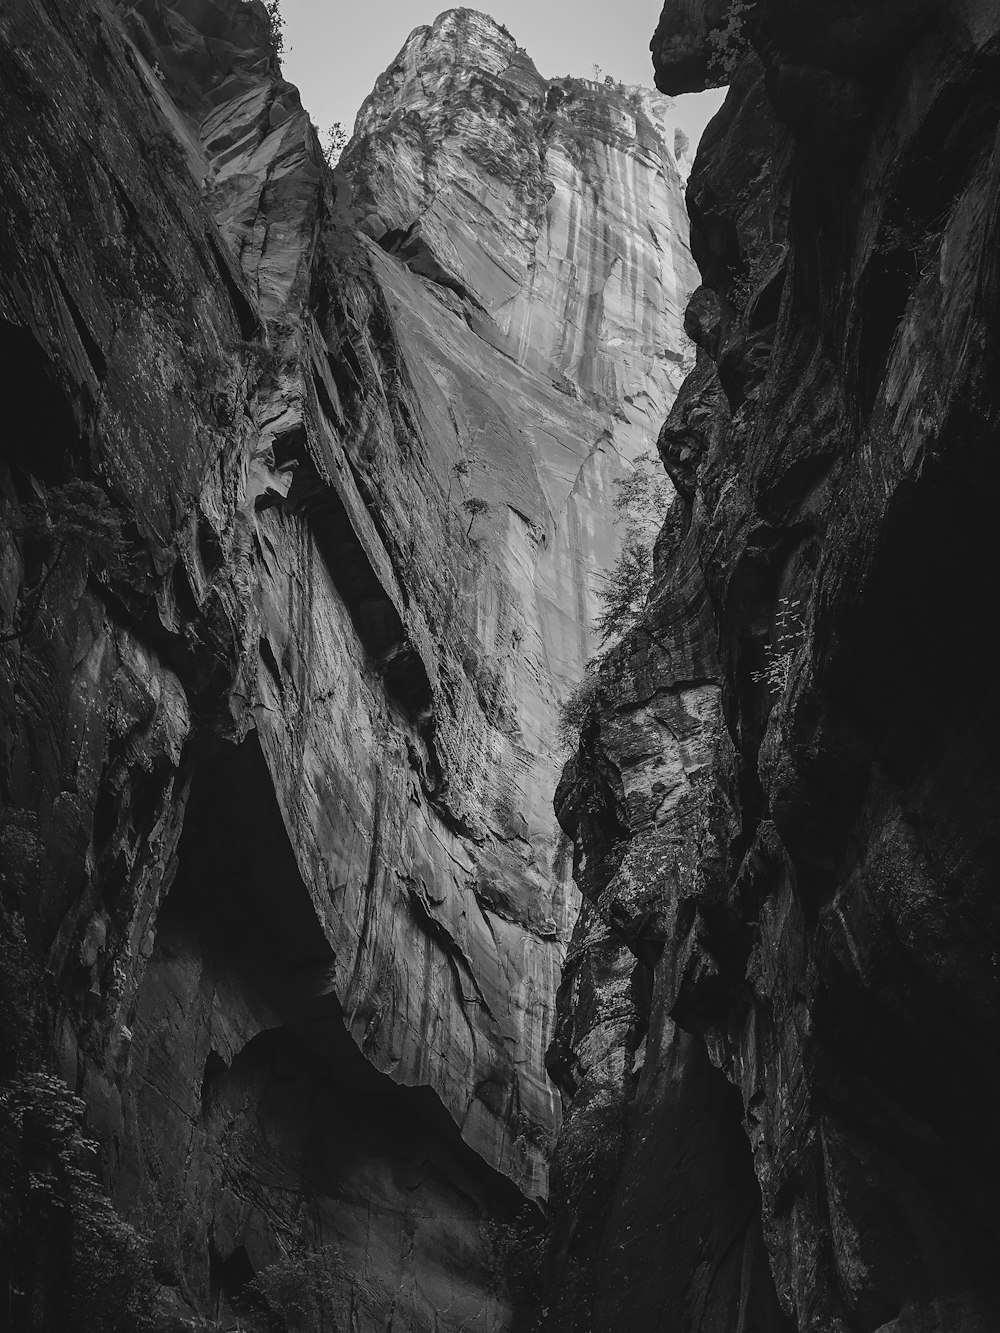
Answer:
xmin=549 ymin=2 xmax=1000 ymax=1331
xmin=0 ymin=2 xmax=695 ymax=1328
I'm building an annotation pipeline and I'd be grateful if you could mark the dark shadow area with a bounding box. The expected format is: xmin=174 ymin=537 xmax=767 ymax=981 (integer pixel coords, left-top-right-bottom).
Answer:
xmin=281 ymin=464 xmax=433 ymax=718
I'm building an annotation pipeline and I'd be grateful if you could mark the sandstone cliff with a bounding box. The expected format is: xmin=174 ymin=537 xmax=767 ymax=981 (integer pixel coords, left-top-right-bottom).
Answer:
xmin=0 ymin=2 xmax=695 ymax=1328
xmin=549 ymin=2 xmax=1000 ymax=1331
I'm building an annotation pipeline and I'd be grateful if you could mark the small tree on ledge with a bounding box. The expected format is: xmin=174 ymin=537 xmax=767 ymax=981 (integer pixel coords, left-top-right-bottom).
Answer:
xmin=462 ymin=496 xmax=490 ymax=538
xmin=323 ymin=122 xmax=348 ymax=166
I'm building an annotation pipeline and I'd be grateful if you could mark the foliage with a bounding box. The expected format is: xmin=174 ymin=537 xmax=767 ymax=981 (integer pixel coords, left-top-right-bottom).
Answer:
xmin=706 ymin=0 xmax=753 ymax=81
xmin=593 ymin=452 xmax=671 ymax=645
xmin=462 ymin=495 xmax=490 ymax=538
xmin=612 ymin=451 xmax=671 ymax=524
xmin=322 ymin=122 xmax=347 ymax=167
xmin=556 ymin=662 xmax=603 ymax=750
xmin=262 ymin=0 xmax=285 ymax=58
xmin=445 ymin=455 xmax=471 ymax=512
xmin=727 ymin=241 xmax=785 ymax=313
xmin=0 ymin=897 xmax=40 ymax=1074
xmin=242 ymin=1244 xmax=342 ymax=1331
xmin=145 ymin=130 xmax=188 ymax=179
xmin=674 ymin=128 xmax=690 ymax=161
xmin=555 ymin=1091 xmax=625 ymax=1197
xmin=27 ymin=478 xmax=126 ymax=566
xmin=484 ymin=1205 xmax=549 ymax=1306
xmin=1 ymin=1074 xmax=157 ymax=1331
xmin=752 ymin=595 xmax=804 ymax=695
xmin=594 ymin=526 xmax=652 ymax=643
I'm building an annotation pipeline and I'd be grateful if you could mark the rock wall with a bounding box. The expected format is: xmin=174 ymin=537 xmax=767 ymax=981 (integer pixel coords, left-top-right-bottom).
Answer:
xmin=0 ymin=2 xmax=695 ymax=1328
xmin=549 ymin=2 xmax=1000 ymax=1331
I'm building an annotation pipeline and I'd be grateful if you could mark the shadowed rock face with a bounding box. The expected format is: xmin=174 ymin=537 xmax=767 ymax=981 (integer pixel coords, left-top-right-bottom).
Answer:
xmin=550 ymin=2 xmax=1000 ymax=1332
xmin=0 ymin=1 xmax=695 ymax=1328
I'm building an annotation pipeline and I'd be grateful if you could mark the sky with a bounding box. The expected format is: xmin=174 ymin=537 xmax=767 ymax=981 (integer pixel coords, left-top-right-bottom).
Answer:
xmin=279 ymin=0 xmax=727 ymax=154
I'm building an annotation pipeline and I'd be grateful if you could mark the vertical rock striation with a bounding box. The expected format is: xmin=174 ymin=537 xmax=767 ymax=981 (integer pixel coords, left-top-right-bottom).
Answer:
xmin=0 ymin=2 xmax=696 ymax=1328
xmin=550 ymin=2 xmax=1000 ymax=1331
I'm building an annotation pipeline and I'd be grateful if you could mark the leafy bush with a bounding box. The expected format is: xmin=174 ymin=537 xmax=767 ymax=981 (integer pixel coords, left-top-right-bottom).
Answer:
xmin=554 ymin=1091 xmax=625 ymax=1197
xmin=322 ymin=122 xmax=347 ymax=167
xmin=484 ymin=1205 xmax=548 ymax=1306
xmin=0 ymin=898 xmax=40 ymax=1075
xmin=706 ymin=0 xmax=753 ymax=81
xmin=593 ymin=452 xmax=671 ymax=645
xmin=263 ymin=0 xmax=285 ymax=57
xmin=145 ymin=130 xmax=188 ymax=179
xmin=594 ymin=525 xmax=652 ymax=643
xmin=1 ymin=1073 xmax=157 ymax=1331
xmin=242 ymin=1244 xmax=342 ymax=1331
xmin=556 ymin=662 xmax=603 ymax=750
xmin=752 ymin=595 xmax=804 ymax=695
xmin=462 ymin=495 xmax=490 ymax=538
xmin=612 ymin=451 xmax=671 ymax=524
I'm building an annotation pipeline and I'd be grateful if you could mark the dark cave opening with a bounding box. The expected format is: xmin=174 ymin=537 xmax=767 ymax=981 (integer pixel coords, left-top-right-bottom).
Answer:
xmin=125 ymin=732 xmax=525 ymax=1322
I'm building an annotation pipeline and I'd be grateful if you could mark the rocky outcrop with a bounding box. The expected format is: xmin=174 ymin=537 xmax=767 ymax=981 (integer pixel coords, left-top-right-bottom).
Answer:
xmin=551 ymin=2 xmax=1000 ymax=1332
xmin=0 ymin=2 xmax=695 ymax=1328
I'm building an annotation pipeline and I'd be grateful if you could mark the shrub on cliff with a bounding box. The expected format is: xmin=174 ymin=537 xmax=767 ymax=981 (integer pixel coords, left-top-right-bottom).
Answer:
xmin=752 ymin=594 xmax=804 ymax=696
xmin=556 ymin=659 xmax=603 ymax=750
xmin=594 ymin=524 xmax=653 ymax=643
xmin=461 ymin=495 xmax=490 ymax=538
xmin=0 ymin=1074 xmax=157 ymax=1331
xmin=594 ymin=452 xmax=670 ymax=644
xmin=242 ymin=1244 xmax=342 ymax=1331
xmin=485 ymin=1204 xmax=549 ymax=1309
xmin=706 ymin=0 xmax=753 ymax=80
xmin=263 ymin=0 xmax=285 ymax=57
xmin=322 ymin=122 xmax=347 ymax=166
xmin=0 ymin=897 xmax=39 ymax=1076
xmin=554 ymin=1090 xmax=626 ymax=1198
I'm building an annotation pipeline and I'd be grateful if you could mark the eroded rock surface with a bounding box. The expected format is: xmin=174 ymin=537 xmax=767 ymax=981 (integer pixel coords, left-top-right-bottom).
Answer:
xmin=550 ymin=2 xmax=1000 ymax=1332
xmin=0 ymin=1 xmax=696 ymax=1328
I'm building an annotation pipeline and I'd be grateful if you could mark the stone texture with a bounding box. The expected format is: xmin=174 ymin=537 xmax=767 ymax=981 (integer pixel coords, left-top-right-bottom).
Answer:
xmin=0 ymin=1 xmax=696 ymax=1328
xmin=549 ymin=3 xmax=1000 ymax=1332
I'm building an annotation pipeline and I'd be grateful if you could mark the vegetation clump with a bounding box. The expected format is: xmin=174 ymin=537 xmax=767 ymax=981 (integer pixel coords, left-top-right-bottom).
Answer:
xmin=706 ymin=0 xmax=753 ymax=80
xmin=484 ymin=1205 xmax=549 ymax=1311
xmin=0 ymin=1074 xmax=157 ymax=1331
xmin=322 ymin=122 xmax=347 ymax=166
xmin=554 ymin=1091 xmax=626 ymax=1197
xmin=263 ymin=0 xmax=285 ymax=57
xmin=556 ymin=661 xmax=603 ymax=751
xmin=556 ymin=453 xmax=672 ymax=752
xmin=593 ymin=452 xmax=670 ymax=645
xmin=461 ymin=495 xmax=490 ymax=538
xmin=242 ymin=1243 xmax=343 ymax=1331
xmin=752 ymin=594 xmax=804 ymax=696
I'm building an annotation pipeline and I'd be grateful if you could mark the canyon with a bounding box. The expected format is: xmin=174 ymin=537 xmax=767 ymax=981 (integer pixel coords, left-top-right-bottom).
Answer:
xmin=0 ymin=1 xmax=694 ymax=1328
xmin=2 ymin=1 xmax=1000 ymax=1332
